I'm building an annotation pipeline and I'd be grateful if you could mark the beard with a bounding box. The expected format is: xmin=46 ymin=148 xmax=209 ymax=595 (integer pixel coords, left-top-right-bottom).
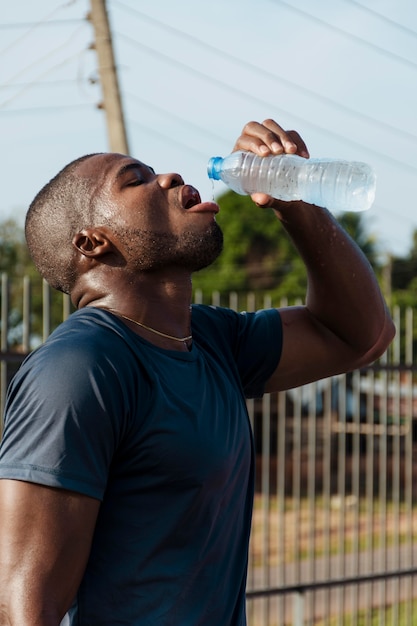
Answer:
xmin=119 ymin=221 xmax=224 ymax=273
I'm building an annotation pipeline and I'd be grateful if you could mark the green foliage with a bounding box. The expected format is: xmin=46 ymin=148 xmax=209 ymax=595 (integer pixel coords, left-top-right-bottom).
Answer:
xmin=391 ymin=230 xmax=417 ymax=294
xmin=192 ymin=191 xmax=307 ymax=301
xmin=335 ymin=212 xmax=380 ymax=270
xmin=0 ymin=219 xmax=33 ymax=278
xmin=0 ymin=218 xmax=69 ymax=347
xmin=193 ymin=192 xmax=382 ymax=303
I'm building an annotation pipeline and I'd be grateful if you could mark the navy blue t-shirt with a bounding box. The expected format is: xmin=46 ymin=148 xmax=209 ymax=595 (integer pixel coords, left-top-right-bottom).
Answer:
xmin=0 ymin=305 xmax=282 ymax=625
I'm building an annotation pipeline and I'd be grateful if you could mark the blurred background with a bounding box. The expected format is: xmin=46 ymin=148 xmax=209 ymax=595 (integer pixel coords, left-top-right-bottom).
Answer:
xmin=1 ymin=0 xmax=416 ymax=259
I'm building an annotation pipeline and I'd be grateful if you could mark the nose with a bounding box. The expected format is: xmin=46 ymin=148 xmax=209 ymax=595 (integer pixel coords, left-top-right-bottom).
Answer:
xmin=157 ymin=172 xmax=184 ymax=189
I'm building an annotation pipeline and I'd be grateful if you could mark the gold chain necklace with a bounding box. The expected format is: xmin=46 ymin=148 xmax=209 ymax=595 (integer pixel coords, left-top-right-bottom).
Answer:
xmin=108 ymin=309 xmax=192 ymax=343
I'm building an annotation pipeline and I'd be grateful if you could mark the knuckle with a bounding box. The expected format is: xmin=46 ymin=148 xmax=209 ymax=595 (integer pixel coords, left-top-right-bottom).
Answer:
xmin=242 ymin=121 xmax=257 ymax=133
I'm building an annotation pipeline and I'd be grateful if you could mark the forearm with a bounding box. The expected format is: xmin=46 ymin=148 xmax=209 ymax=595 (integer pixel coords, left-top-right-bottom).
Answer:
xmin=272 ymin=200 xmax=394 ymax=357
xmin=0 ymin=565 xmax=66 ymax=626
xmin=0 ymin=598 xmax=61 ymax=626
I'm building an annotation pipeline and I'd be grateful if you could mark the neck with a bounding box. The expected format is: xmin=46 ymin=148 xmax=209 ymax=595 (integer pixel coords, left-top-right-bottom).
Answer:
xmin=76 ymin=272 xmax=194 ymax=351
xmin=107 ymin=309 xmax=193 ymax=345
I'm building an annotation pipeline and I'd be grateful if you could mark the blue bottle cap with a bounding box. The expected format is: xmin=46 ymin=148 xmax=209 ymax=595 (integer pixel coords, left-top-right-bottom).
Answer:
xmin=207 ymin=156 xmax=223 ymax=180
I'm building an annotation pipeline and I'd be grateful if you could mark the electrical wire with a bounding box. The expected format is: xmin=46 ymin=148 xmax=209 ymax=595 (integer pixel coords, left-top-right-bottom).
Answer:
xmin=0 ymin=22 xmax=89 ymax=89
xmin=0 ymin=19 xmax=83 ymax=30
xmin=343 ymin=0 xmax=417 ymax=39
xmin=0 ymin=50 xmax=90 ymax=109
xmin=271 ymin=0 xmax=417 ymax=71
xmin=0 ymin=80 xmax=77 ymax=91
xmin=111 ymin=1 xmax=417 ymax=145
xmin=0 ymin=1 xmax=80 ymax=57
xmin=0 ymin=103 xmax=92 ymax=115
xmin=126 ymin=93 xmax=229 ymax=147
xmin=0 ymin=24 xmax=91 ymax=109
xmin=128 ymin=118 xmax=210 ymax=160
xmin=117 ymin=31 xmax=417 ymax=174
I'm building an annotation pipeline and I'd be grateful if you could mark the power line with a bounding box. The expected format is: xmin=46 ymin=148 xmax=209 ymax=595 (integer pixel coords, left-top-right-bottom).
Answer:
xmin=344 ymin=0 xmax=417 ymax=39
xmin=0 ymin=1 xmax=82 ymax=57
xmin=0 ymin=24 xmax=90 ymax=108
xmin=0 ymin=20 xmax=84 ymax=30
xmin=111 ymin=1 xmax=417 ymax=145
xmin=271 ymin=0 xmax=417 ymax=72
xmin=126 ymin=93 xmax=228 ymax=146
xmin=0 ymin=50 xmax=91 ymax=109
xmin=0 ymin=80 xmax=79 ymax=91
xmin=117 ymin=31 xmax=417 ymax=174
xmin=128 ymin=118 xmax=209 ymax=161
xmin=0 ymin=103 xmax=93 ymax=115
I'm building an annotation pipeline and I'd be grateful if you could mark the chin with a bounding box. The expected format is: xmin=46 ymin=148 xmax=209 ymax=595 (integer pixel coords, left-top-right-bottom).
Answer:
xmin=186 ymin=225 xmax=224 ymax=272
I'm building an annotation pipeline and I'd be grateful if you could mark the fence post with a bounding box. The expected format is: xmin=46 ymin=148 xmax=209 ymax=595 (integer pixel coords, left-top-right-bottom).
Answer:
xmin=0 ymin=273 xmax=9 ymax=430
xmin=293 ymin=590 xmax=304 ymax=626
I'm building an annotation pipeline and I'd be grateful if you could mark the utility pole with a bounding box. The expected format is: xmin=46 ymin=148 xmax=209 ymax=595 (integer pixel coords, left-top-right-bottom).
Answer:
xmin=89 ymin=0 xmax=129 ymax=154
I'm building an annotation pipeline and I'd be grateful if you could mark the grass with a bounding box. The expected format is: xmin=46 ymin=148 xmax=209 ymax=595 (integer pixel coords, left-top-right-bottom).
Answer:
xmin=250 ymin=495 xmax=417 ymax=566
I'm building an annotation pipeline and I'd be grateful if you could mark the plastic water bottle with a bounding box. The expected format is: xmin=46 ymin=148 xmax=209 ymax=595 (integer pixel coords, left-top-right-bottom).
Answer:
xmin=207 ymin=151 xmax=376 ymax=213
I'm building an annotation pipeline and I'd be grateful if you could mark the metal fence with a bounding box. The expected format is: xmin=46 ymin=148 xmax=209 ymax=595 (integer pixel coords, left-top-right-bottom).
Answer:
xmin=1 ymin=276 xmax=417 ymax=625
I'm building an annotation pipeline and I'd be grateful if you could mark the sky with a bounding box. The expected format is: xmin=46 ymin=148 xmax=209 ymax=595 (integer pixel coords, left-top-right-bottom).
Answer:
xmin=1 ymin=0 xmax=417 ymax=259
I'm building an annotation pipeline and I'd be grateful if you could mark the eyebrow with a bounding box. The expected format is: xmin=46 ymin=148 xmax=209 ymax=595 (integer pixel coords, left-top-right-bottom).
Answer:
xmin=115 ymin=161 xmax=156 ymax=180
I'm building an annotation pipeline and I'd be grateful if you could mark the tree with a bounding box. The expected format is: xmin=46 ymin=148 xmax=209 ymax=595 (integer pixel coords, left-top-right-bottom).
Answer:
xmin=0 ymin=218 xmax=69 ymax=348
xmin=192 ymin=191 xmax=382 ymax=305
xmin=0 ymin=219 xmax=33 ymax=278
xmin=192 ymin=191 xmax=306 ymax=304
xmin=391 ymin=229 xmax=417 ymax=293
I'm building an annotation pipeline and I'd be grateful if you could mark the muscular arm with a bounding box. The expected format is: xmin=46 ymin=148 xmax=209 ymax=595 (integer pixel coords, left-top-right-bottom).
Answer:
xmin=0 ymin=479 xmax=100 ymax=626
xmin=265 ymin=200 xmax=394 ymax=391
xmin=233 ymin=119 xmax=395 ymax=392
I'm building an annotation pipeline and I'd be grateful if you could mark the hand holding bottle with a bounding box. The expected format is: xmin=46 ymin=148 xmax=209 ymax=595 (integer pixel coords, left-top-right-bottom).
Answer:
xmin=230 ymin=118 xmax=310 ymax=208
xmin=211 ymin=119 xmax=376 ymax=213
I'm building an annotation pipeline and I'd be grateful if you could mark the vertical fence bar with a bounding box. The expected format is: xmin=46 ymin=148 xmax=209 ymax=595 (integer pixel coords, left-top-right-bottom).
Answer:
xmin=276 ymin=388 xmax=287 ymax=626
xmin=306 ymin=382 xmax=317 ymax=624
xmin=63 ymin=293 xmax=72 ymax=321
xmin=193 ymin=288 xmax=203 ymax=305
xmin=260 ymin=392 xmax=271 ymax=625
xmin=293 ymin=591 xmax=304 ymax=626
xmin=404 ymin=307 xmax=414 ymax=626
xmin=229 ymin=291 xmax=238 ymax=312
xmin=292 ymin=385 xmax=302 ymax=590
xmin=378 ymin=349 xmax=388 ymax=626
xmin=364 ymin=366 xmax=375 ymax=626
xmin=350 ymin=368 xmax=361 ymax=621
xmin=322 ymin=377 xmax=333 ymax=626
xmin=246 ymin=393 xmax=256 ymax=626
xmin=336 ymin=375 xmax=347 ymax=626
xmin=22 ymin=276 xmax=31 ymax=352
xmin=0 ymin=273 xmax=9 ymax=431
xmin=42 ymin=280 xmax=50 ymax=342
xmin=391 ymin=307 xmax=401 ymax=626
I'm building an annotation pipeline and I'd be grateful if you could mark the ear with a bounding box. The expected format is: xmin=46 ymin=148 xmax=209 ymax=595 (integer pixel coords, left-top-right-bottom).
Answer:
xmin=72 ymin=228 xmax=114 ymax=258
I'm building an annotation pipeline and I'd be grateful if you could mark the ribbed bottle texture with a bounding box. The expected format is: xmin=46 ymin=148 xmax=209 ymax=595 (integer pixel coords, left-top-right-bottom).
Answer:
xmin=207 ymin=151 xmax=376 ymax=213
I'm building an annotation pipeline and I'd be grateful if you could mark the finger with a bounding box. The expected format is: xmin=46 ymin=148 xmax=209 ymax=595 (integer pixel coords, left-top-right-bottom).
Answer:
xmin=233 ymin=120 xmax=305 ymax=157
xmin=251 ymin=192 xmax=275 ymax=207
xmin=262 ymin=119 xmax=299 ymax=154
xmin=232 ymin=121 xmax=277 ymax=155
xmin=235 ymin=120 xmax=295 ymax=155
xmin=262 ymin=121 xmax=310 ymax=158
xmin=286 ymin=129 xmax=310 ymax=158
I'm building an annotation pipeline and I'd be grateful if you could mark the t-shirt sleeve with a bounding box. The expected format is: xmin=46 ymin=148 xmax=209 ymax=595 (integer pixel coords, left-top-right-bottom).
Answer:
xmin=232 ymin=308 xmax=283 ymax=398
xmin=0 ymin=332 xmax=138 ymax=500
xmin=192 ymin=305 xmax=282 ymax=399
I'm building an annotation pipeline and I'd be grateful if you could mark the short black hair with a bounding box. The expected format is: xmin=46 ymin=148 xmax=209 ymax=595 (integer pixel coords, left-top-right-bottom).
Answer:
xmin=25 ymin=153 xmax=101 ymax=294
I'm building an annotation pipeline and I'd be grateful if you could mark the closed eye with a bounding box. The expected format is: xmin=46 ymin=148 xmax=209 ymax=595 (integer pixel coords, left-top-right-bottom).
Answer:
xmin=116 ymin=161 xmax=156 ymax=188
